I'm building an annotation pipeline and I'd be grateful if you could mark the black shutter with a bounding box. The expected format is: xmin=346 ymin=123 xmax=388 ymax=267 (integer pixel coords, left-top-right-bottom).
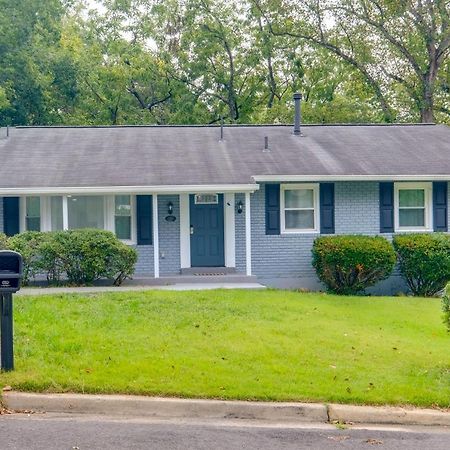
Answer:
xmin=265 ymin=184 xmax=280 ymax=235
xmin=379 ymin=182 xmax=394 ymax=233
xmin=433 ymin=181 xmax=448 ymax=232
xmin=320 ymin=183 xmax=335 ymax=234
xmin=136 ymin=195 xmax=153 ymax=245
xmin=3 ymin=197 xmax=20 ymax=236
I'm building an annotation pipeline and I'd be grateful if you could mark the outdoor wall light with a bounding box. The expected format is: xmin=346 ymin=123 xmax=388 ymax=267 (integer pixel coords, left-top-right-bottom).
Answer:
xmin=237 ymin=200 xmax=243 ymax=214
xmin=165 ymin=202 xmax=176 ymax=222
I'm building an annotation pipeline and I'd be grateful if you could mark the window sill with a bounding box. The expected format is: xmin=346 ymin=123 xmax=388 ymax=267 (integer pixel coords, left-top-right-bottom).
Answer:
xmin=394 ymin=228 xmax=432 ymax=233
xmin=120 ymin=239 xmax=137 ymax=246
xmin=281 ymin=230 xmax=320 ymax=235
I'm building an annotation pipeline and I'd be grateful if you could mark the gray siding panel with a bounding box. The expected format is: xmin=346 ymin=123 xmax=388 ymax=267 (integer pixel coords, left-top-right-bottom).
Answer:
xmin=158 ymin=194 xmax=180 ymax=276
xmin=0 ymin=197 xmax=3 ymax=234
xmin=335 ymin=182 xmax=379 ymax=234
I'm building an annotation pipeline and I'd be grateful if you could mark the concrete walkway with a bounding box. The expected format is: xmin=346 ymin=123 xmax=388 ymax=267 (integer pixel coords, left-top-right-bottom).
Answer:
xmin=17 ymin=283 xmax=266 ymax=296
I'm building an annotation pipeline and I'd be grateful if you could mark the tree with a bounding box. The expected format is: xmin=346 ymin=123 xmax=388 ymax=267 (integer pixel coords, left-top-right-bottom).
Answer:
xmin=254 ymin=0 xmax=450 ymax=123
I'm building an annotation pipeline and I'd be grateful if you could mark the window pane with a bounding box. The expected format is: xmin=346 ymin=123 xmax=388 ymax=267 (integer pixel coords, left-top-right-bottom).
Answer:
xmin=285 ymin=210 xmax=314 ymax=229
xmin=285 ymin=189 xmax=314 ymax=208
xmin=399 ymin=189 xmax=425 ymax=207
xmin=399 ymin=208 xmax=425 ymax=227
xmin=51 ymin=196 xmax=63 ymax=231
xmin=26 ymin=197 xmax=40 ymax=231
xmin=68 ymin=196 xmax=104 ymax=229
xmin=26 ymin=217 xmax=40 ymax=232
xmin=115 ymin=195 xmax=131 ymax=216
xmin=115 ymin=216 xmax=131 ymax=240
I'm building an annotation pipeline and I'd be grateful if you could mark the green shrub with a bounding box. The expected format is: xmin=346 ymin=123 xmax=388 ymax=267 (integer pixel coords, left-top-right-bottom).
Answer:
xmin=442 ymin=283 xmax=450 ymax=332
xmin=8 ymin=231 xmax=48 ymax=284
xmin=8 ymin=229 xmax=137 ymax=286
xmin=312 ymin=235 xmax=396 ymax=295
xmin=0 ymin=233 xmax=8 ymax=250
xmin=393 ymin=233 xmax=450 ymax=297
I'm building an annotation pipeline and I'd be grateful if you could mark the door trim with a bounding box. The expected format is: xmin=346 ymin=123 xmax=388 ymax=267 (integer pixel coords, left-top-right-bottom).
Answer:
xmin=180 ymin=193 xmax=235 ymax=269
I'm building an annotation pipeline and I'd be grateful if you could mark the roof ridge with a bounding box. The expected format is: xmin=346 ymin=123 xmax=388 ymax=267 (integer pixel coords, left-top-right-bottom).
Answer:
xmin=9 ymin=122 xmax=437 ymax=129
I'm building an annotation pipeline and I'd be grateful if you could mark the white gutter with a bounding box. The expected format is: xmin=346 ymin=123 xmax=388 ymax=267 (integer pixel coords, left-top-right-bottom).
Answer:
xmin=253 ymin=175 xmax=450 ymax=182
xmin=0 ymin=184 xmax=259 ymax=196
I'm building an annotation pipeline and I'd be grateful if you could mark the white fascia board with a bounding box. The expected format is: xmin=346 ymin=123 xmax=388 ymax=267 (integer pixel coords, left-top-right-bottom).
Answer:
xmin=253 ymin=174 xmax=450 ymax=182
xmin=0 ymin=184 xmax=260 ymax=196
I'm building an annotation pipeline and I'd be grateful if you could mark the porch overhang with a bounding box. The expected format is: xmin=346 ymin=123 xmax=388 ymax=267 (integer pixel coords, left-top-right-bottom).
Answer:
xmin=253 ymin=175 xmax=450 ymax=182
xmin=0 ymin=184 xmax=260 ymax=196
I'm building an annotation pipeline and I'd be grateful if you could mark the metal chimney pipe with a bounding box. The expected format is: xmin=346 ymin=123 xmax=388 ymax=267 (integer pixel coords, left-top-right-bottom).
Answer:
xmin=220 ymin=116 xmax=224 ymax=141
xmin=293 ymin=93 xmax=302 ymax=135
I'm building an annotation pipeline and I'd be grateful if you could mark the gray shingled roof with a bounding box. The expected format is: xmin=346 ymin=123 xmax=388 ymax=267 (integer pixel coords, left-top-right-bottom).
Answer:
xmin=0 ymin=124 xmax=449 ymax=189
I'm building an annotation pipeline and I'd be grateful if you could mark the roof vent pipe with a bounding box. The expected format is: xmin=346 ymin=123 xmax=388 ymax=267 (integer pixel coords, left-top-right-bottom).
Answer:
xmin=220 ymin=116 xmax=224 ymax=141
xmin=263 ymin=136 xmax=270 ymax=152
xmin=293 ymin=93 xmax=302 ymax=136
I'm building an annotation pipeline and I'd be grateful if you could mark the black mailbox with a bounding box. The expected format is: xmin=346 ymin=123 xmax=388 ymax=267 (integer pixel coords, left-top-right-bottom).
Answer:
xmin=0 ymin=250 xmax=23 ymax=293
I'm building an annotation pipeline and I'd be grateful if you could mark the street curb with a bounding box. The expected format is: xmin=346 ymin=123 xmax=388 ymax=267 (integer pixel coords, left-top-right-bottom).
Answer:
xmin=3 ymin=392 xmax=450 ymax=426
xmin=2 ymin=392 xmax=327 ymax=423
xmin=328 ymin=403 xmax=450 ymax=426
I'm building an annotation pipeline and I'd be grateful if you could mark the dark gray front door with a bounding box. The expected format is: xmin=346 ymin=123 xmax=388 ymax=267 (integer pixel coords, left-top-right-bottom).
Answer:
xmin=190 ymin=194 xmax=225 ymax=267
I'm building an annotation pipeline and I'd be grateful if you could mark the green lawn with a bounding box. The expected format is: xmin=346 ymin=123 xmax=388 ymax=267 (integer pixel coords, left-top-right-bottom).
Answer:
xmin=1 ymin=289 xmax=449 ymax=408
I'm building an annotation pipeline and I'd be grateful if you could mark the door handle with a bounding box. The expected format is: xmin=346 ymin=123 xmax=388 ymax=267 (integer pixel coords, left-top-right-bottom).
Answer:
xmin=190 ymin=225 xmax=194 ymax=235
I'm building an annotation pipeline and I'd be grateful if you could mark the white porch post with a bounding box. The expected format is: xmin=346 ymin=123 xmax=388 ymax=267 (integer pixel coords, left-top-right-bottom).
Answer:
xmin=224 ymin=193 xmax=236 ymax=268
xmin=153 ymin=194 xmax=159 ymax=278
xmin=245 ymin=191 xmax=252 ymax=276
xmin=62 ymin=196 xmax=69 ymax=230
xmin=179 ymin=194 xmax=190 ymax=268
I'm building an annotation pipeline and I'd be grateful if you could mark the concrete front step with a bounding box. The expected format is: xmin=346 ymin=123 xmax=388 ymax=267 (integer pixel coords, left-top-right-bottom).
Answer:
xmin=181 ymin=267 xmax=236 ymax=276
xmin=128 ymin=274 xmax=258 ymax=285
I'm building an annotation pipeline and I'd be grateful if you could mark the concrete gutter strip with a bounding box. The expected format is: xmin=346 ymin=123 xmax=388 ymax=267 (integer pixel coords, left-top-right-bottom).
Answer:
xmin=3 ymin=392 xmax=450 ymax=426
xmin=2 ymin=392 xmax=327 ymax=423
xmin=328 ymin=404 xmax=450 ymax=426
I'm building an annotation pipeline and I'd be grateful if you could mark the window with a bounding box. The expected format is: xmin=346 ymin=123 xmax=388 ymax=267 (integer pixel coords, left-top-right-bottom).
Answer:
xmin=20 ymin=195 xmax=136 ymax=242
xmin=68 ymin=196 xmax=105 ymax=230
xmin=195 ymin=194 xmax=218 ymax=204
xmin=281 ymin=184 xmax=319 ymax=233
xmin=395 ymin=182 xmax=432 ymax=231
xmin=25 ymin=197 xmax=40 ymax=231
xmin=51 ymin=196 xmax=63 ymax=231
xmin=115 ymin=195 xmax=132 ymax=240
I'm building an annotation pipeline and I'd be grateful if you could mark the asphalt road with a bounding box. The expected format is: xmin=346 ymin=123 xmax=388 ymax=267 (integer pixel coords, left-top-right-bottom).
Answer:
xmin=0 ymin=413 xmax=449 ymax=450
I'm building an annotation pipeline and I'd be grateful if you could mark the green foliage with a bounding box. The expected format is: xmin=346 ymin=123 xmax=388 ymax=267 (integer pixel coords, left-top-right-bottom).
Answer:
xmin=442 ymin=283 xmax=450 ymax=332
xmin=1 ymin=0 xmax=448 ymax=126
xmin=8 ymin=231 xmax=48 ymax=284
xmin=7 ymin=229 xmax=137 ymax=286
xmin=393 ymin=234 xmax=450 ymax=297
xmin=0 ymin=232 xmax=9 ymax=250
xmin=312 ymin=235 xmax=396 ymax=295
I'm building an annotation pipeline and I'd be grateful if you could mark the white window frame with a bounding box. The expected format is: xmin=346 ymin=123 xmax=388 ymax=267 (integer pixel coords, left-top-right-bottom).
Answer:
xmin=20 ymin=194 xmax=137 ymax=244
xmin=112 ymin=195 xmax=136 ymax=244
xmin=394 ymin=182 xmax=432 ymax=232
xmin=280 ymin=183 xmax=320 ymax=234
xmin=20 ymin=196 xmax=43 ymax=232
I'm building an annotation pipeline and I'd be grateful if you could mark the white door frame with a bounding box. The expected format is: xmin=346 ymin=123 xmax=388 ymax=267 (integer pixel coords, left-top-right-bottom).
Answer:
xmin=179 ymin=193 xmax=236 ymax=269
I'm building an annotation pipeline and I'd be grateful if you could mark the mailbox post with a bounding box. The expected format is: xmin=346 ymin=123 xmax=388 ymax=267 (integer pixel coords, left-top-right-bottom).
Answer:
xmin=0 ymin=250 xmax=23 ymax=371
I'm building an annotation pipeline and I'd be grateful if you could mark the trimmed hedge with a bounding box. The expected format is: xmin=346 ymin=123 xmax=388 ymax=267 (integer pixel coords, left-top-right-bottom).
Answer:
xmin=312 ymin=235 xmax=396 ymax=295
xmin=442 ymin=283 xmax=450 ymax=332
xmin=393 ymin=233 xmax=450 ymax=297
xmin=7 ymin=229 xmax=138 ymax=286
xmin=0 ymin=233 xmax=8 ymax=250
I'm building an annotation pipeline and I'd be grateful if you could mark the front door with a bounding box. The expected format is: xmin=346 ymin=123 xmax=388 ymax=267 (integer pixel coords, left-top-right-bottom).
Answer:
xmin=190 ymin=194 xmax=225 ymax=267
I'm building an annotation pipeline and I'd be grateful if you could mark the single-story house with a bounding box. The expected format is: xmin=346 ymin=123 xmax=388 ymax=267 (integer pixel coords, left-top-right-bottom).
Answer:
xmin=1 ymin=96 xmax=449 ymax=292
